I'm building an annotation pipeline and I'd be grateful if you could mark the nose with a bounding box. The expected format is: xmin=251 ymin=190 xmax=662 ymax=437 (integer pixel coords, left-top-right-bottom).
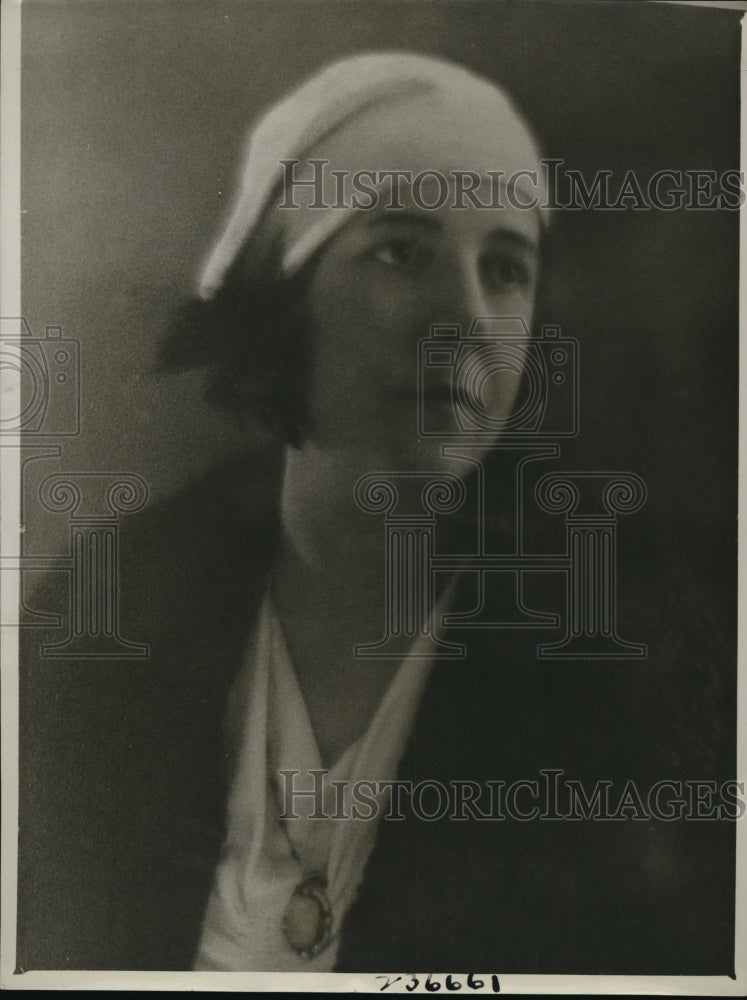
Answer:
xmin=426 ymin=251 xmax=530 ymax=426
xmin=429 ymin=251 xmax=489 ymax=333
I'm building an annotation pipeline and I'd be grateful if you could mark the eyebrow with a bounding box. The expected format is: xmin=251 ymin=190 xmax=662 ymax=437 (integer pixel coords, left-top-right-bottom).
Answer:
xmin=485 ymin=229 xmax=540 ymax=256
xmin=366 ymin=211 xmax=539 ymax=253
xmin=366 ymin=211 xmax=442 ymax=232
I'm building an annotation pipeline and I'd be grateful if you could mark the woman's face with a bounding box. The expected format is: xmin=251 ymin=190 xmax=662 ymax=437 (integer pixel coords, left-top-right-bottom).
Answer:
xmin=302 ymin=180 xmax=540 ymax=476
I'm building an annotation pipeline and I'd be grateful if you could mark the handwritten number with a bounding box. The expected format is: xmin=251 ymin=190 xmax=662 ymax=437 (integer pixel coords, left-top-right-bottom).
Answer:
xmin=376 ymin=975 xmax=402 ymax=991
xmin=377 ymin=972 xmax=499 ymax=992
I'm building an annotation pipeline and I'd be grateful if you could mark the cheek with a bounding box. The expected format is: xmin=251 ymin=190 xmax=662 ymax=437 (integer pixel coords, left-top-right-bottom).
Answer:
xmin=303 ymin=277 xmax=392 ymax=426
xmin=458 ymin=338 xmax=531 ymax=424
xmin=307 ymin=266 xmax=427 ymax=372
xmin=490 ymin=287 xmax=536 ymax=327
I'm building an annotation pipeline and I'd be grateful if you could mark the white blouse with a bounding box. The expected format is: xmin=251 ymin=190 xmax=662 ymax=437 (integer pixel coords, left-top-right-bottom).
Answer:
xmin=194 ymin=585 xmax=445 ymax=971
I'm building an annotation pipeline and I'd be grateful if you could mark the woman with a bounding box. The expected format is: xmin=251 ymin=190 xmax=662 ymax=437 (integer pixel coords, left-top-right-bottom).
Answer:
xmin=17 ymin=51 xmax=733 ymax=975
xmin=187 ymin=51 xmax=544 ymax=972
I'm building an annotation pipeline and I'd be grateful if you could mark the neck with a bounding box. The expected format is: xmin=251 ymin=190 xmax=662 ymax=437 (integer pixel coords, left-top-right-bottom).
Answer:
xmin=278 ymin=442 xmax=387 ymax=576
xmin=273 ymin=441 xmax=463 ymax=625
xmin=271 ymin=444 xmax=434 ymax=769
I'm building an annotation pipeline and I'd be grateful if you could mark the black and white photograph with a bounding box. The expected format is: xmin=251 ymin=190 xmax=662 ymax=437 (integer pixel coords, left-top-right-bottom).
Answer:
xmin=0 ymin=0 xmax=744 ymax=992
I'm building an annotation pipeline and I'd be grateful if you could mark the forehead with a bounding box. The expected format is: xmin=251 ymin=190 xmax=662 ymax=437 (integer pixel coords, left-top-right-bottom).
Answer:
xmin=343 ymin=174 xmax=541 ymax=250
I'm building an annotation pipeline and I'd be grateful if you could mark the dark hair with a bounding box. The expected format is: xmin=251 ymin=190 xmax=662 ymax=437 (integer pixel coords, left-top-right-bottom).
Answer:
xmin=158 ymin=253 xmax=318 ymax=446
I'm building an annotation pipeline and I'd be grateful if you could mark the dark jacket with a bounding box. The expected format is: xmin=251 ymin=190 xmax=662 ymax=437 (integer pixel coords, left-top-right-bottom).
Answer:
xmin=16 ymin=455 xmax=736 ymax=975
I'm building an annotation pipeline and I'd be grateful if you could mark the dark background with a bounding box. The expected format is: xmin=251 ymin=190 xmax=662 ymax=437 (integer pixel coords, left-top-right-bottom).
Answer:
xmin=20 ymin=0 xmax=739 ymax=596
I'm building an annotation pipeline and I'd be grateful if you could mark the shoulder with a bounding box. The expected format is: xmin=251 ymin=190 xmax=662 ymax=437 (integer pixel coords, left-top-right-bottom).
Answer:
xmin=22 ymin=448 xmax=283 ymax=661
xmin=18 ymin=448 xmax=283 ymax=790
xmin=122 ymin=447 xmax=283 ymax=586
xmin=120 ymin=448 xmax=284 ymax=665
xmin=16 ymin=451 xmax=284 ymax=969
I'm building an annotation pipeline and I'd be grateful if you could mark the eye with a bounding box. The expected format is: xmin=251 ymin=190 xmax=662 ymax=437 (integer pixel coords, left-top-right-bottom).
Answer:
xmin=369 ymin=238 xmax=433 ymax=270
xmin=481 ymin=252 xmax=534 ymax=293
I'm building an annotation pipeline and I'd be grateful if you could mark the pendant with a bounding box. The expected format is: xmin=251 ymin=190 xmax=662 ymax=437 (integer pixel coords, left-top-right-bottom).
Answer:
xmin=282 ymin=871 xmax=333 ymax=959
